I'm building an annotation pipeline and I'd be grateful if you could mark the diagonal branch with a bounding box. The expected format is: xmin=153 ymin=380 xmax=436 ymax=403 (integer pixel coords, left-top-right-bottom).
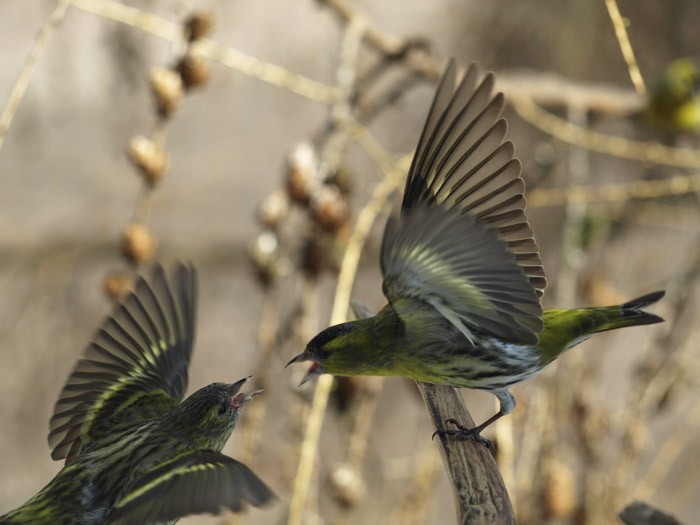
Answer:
xmin=419 ymin=384 xmax=516 ymax=525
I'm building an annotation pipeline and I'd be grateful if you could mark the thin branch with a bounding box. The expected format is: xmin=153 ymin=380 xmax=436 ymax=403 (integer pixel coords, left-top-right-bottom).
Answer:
xmin=286 ymin=18 xmax=402 ymax=523
xmin=70 ymin=0 xmax=339 ymax=103
xmin=527 ymin=171 xmax=700 ymax=208
xmin=286 ymin=160 xmax=404 ymax=525
xmin=604 ymin=0 xmax=646 ymax=95
xmin=510 ymin=97 xmax=700 ymax=169
xmin=0 ymin=0 xmax=71 ymax=153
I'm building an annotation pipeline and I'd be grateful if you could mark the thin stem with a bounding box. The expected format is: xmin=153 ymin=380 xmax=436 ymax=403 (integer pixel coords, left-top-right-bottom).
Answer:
xmin=0 ymin=0 xmax=72 ymax=153
xmin=604 ymin=0 xmax=646 ymax=95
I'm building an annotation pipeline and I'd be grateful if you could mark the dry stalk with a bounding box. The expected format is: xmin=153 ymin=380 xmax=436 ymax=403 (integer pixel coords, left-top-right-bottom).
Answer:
xmin=0 ymin=0 xmax=71 ymax=152
xmin=320 ymin=0 xmax=439 ymax=79
xmin=286 ymin=157 xmax=404 ymax=525
xmin=226 ymin=290 xmax=280 ymax=525
xmin=105 ymin=6 xmax=213 ymax=299
xmin=70 ymin=0 xmax=338 ymax=103
xmin=527 ymin=171 xmax=700 ymax=208
xmin=510 ymin=97 xmax=700 ymax=169
xmin=287 ymin=16 xmax=401 ymax=524
xmin=604 ymin=0 xmax=647 ymax=95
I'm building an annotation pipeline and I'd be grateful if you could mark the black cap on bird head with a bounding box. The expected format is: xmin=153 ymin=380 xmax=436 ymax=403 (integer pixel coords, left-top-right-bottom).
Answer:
xmin=286 ymin=323 xmax=357 ymax=385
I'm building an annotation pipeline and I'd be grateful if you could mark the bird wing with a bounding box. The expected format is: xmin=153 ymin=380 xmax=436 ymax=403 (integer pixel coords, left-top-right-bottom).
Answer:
xmin=382 ymin=204 xmax=542 ymax=344
xmin=401 ymin=59 xmax=546 ymax=297
xmin=381 ymin=60 xmax=544 ymax=344
xmin=48 ymin=264 xmax=197 ymax=462
xmin=106 ymin=450 xmax=275 ymax=525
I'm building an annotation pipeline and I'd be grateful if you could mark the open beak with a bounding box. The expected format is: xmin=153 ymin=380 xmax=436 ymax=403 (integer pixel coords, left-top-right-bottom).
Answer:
xmin=225 ymin=376 xmax=252 ymax=395
xmin=286 ymin=350 xmax=310 ymax=368
xmin=225 ymin=376 xmax=264 ymax=407
xmin=286 ymin=350 xmax=324 ymax=386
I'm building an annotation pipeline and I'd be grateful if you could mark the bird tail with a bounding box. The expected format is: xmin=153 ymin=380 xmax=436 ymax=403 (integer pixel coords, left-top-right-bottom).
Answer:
xmin=594 ymin=291 xmax=665 ymax=333
xmin=539 ymin=291 xmax=665 ymax=365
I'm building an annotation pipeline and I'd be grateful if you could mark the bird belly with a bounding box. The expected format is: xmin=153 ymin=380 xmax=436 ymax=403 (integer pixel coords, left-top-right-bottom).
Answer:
xmin=397 ymin=335 xmax=542 ymax=391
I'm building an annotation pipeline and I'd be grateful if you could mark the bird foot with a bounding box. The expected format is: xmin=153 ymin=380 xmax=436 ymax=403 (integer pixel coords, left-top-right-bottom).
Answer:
xmin=432 ymin=418 xmax=494 ymax=451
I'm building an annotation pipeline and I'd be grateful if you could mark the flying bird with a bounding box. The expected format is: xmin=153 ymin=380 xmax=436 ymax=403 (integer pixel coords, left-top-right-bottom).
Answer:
xmin=0 ymin=264 xmax=274 ymax=524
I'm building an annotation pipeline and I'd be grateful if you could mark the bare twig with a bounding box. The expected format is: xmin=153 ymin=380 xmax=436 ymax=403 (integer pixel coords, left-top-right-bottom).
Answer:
xmin=286 ymin=18 xmax=402 ymax=523
xmin=0 ymin=0 xmax=71 ymax=153
xmin=286 ymin=159 xmax=404 ymax=524
xmin=510 ymin=97 xmax=700 ymax=169
xmin=527 ymin=171 xmax=700 ymax=208
xmin=604 ymin=0 xmax=646 ymax=95
xmin=70 ymin=0 xmax=339 ymax=103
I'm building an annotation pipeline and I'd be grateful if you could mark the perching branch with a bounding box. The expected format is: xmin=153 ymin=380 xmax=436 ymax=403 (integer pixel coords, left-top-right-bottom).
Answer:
xmin=419 ymin=383 xmax=516 ymax=525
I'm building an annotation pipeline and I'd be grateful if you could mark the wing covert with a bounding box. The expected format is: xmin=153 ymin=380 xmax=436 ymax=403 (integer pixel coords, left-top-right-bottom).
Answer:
xmin=106 ymin=450 xmax=275 ymax=525
xmin=48 ymin=263 xmax=197 ymax=461
xmin=381 ymin=203 xmax=543 ymax=344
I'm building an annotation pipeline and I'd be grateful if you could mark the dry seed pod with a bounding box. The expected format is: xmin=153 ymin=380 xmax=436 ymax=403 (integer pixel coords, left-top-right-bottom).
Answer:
xmin=184 ymin=10 xmax=214 ymax=42
xmin=177 ymin=52 xmax=210 ymax=89
xmin=258 ymin=190 xmax=290 ymax=230
xmin=310 ymin=184 xmax=349 ymax=232
xmin=329 ymin=463 xmax=365 ymax=508
xmin=103 ymin=272 xmax=134 ymax=302
xmin=127 ymin=135 xmax=169 ymax=187
xmin=121 ymin=223 xmax=156 ymax=264
xmin=286 ymin=141 xmax=320 ymax=205
xmin=250 ymin=230 xmax=282 ymax=285
xmin=541 ymin=460 xmax=576 ymax=520
xmin=149 ymin=67 xmax=184 ymax=118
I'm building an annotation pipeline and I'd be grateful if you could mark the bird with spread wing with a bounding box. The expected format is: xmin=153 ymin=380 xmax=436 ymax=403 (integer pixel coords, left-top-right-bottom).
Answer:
xmin=287 ymin=60 xmax=664 ymax=446
xmin=0 ymin=264 xmax=274 ymax=524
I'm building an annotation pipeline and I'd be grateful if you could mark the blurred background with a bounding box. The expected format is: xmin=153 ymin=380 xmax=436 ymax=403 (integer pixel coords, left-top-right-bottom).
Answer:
xmin=1 ymin=0 xmax=699 ymax=524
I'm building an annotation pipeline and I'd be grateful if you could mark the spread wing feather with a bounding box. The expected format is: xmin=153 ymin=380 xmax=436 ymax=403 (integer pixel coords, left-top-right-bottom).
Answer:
xmin=106 ymin=450 xmax=275 ymax=525
xmin=382 ymin=205 xmax=543 ymax=344
xmin=400 ymin=60 xmax=546 ymax=296
xmin=382 ymin=60 xmax=545 ymax=344
xmin=48 ymin=264 xmax=197 ymax=462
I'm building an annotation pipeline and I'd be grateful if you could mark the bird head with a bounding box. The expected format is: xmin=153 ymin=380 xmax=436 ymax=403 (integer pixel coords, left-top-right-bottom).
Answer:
xmin=653 ymin=58 xmax=700 ymax=106
xmin=173 ymin=376 xmax=262 ymax=450
xmin=286 ymin=321 xmax=374 ymax=384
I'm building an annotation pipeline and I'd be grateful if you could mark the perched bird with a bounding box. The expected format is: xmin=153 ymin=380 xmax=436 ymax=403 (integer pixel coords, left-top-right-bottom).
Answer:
xmin=642 ymin=58 xmax=700 ymax=135
xmin=0 ymin=264 xmax=274 ymax=524
xmin=287 ymin=60 xmax=665 ymax=444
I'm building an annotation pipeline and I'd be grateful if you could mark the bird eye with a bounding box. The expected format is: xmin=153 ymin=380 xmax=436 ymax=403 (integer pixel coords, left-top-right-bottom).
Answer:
xmin=218 ymin=403 xmax=228 ymax=415
xmin=318 ymin=349 xmax=330 ymax=360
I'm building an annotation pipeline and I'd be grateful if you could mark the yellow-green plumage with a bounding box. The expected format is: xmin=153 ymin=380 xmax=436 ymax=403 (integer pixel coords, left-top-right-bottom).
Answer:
xmin=288 ymin=60 xmax=665 ymax=441
xmin=0 ymin=265 xmax=274 ymax=525
xmin=642 ymin=58 xmax=700 ymax=135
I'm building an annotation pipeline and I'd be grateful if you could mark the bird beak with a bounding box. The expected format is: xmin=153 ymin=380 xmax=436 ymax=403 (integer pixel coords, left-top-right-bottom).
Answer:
xmin=234 ymin=389 xmax=264 ymax=405
xmin=226 ymin=376 xmax=263 ymax=409
xmin=299 ymin=363 xmax=323 ymax=386
xmin=286 ymin=350 xmax=324 ymax=386
xmin=286 ymin=350 xmax=310 ymax=368
xmin=225 ymin=375 xmax=252 ymax=396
